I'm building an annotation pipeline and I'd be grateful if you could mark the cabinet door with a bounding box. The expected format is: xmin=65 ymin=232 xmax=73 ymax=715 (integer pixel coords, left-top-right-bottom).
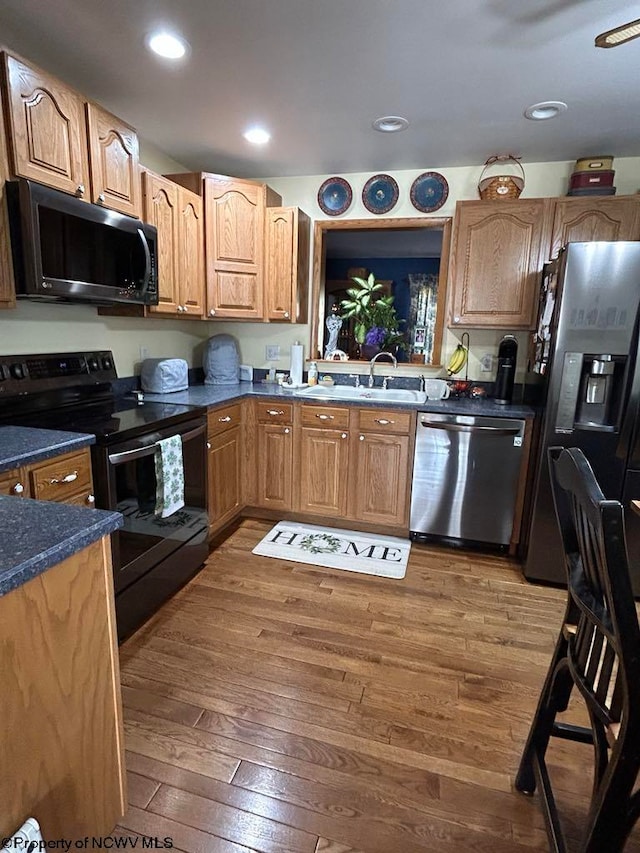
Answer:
xmin=298 ymin=427 xmax=349 ymax=517
xmin=3 ymin=53 xmax=89 ymax=196
xmin=143 ymin=171 xmax=180 ymax=314
xmin=86 ymin=102 xmax=141 ymax=217
xmin=178 ymin=188 xmax=205 ymax=316
xmin=0 ymin=83 xmax=15 ymax=308
xmin=448 ymin=199 xmax=550 ymax=329
xmin=205 ymin=177 xmax=265 ymax=319
xmin=352 ymin=432 xmax=410 ymax=526
xmin=257 ymin=423 xmax=293 ymax=510
xmin=549 ymin=197 xmax=640 ymax=259
xmin=0 ymin=467 xmax=28 ymax=497
xmin=208 ymin=425 xmax=242 ymax=528
xmin=265 ymin=207 xmax=310 ymax=323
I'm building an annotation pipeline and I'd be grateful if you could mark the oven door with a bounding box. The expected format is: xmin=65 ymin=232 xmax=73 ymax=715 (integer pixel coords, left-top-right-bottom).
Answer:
xmin=96 ymin=416 xmax=209 ymax=596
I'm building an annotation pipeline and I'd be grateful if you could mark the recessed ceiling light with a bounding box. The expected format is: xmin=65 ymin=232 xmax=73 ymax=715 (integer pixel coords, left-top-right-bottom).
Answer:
xmin=146 ymin=31 xmax=189 ymax=60
xmin=372 ymin=116 xmax=409 ymax=133
xmin=595 ymin=18 xmax=640 ymax=47
xmin=523 ymin=101 xmax=568 ymax=121
xmin=243 ymin=127 xmax=271 ymax=145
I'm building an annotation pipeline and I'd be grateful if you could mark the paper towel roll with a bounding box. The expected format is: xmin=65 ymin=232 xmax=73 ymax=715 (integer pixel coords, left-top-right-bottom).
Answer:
xmin=290 ymin=343 xmax=304 ymax=386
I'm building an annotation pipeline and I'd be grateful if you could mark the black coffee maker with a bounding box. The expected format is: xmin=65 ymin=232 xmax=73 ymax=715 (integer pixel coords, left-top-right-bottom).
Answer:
xmin=494 ymin=335 xmax=518 ymax=404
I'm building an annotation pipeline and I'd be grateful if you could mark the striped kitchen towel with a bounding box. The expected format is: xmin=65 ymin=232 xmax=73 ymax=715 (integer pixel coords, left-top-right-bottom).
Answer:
xmin=155 ymin=434 xmax=185 ymax=517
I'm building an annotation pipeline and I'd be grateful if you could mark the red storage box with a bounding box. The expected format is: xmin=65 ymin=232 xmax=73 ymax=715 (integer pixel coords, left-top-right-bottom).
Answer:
xmin=569 ymin=170 xmax=615 ymax=190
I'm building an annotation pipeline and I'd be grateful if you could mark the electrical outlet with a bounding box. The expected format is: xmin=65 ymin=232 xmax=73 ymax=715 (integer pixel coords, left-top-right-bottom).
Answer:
xmin=480 ymin=353 xmax=494 ymax=373
xmin=265 ymin=345 xmax=281 ymax=361
xmin=139 ymin=346 xmax=149 ymax=362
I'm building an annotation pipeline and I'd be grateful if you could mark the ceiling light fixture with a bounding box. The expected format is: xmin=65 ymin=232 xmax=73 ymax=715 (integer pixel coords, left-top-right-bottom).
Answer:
xmin=372 ymin=116 xmax=409 ymax=133
xmin=146 ymin=31 xmax=189 ymax=59
xmin=595 ymin=18 xmax=640 ymax=47
xmin=523 ymin=101 xmax=568 ymax=121
xmin=243 ymin=127 xmax=271 ymax=145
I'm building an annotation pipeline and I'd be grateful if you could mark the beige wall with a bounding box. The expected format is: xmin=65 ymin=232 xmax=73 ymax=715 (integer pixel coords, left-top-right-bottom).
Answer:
xmin=1 ymin=155 xmax=638 ymax=380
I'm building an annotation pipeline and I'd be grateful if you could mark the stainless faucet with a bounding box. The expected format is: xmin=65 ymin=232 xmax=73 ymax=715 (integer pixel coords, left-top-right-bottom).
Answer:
xmin=368 ymin=351 xmax=397 ymax=387
xmin=348 ymin=373 xmax=361 ymax=388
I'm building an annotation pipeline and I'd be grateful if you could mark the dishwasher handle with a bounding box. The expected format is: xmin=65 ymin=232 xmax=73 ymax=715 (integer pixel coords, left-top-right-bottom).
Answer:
xmin=420 ymin=419 xmax=521 ymax=436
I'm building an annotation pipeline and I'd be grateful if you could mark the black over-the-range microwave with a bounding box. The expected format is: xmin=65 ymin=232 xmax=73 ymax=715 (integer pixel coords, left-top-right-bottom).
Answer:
xmin=7 ymin=178 xmax=158 ymax=306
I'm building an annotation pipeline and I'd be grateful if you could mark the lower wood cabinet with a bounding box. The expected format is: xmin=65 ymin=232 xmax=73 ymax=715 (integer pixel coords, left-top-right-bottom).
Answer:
xmin=0 ymin=447 xmax=95 ymax=505
xmin=352 ymin=432 xmax=411 ymax=527
xmin=255 ymin=401 xmax=293 ymax=510
xmin=298 ymin=426 xmax=350 ymax=517
xmin=207 ymin=403 xmax=243 ymax=532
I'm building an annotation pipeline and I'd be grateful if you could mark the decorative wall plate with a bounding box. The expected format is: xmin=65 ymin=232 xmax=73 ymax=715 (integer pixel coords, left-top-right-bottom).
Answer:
xmin=410 ymin=172 xmax=449 ymax=213
xmin=317 ymin=177 xmax=353 ymax=216
xmin=362 ymin=174 xmax=399 ymax=214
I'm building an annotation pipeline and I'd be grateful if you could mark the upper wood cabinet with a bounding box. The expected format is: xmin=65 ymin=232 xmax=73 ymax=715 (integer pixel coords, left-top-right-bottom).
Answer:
xmin=265 ymin=206 xmax=310 ymax=322
xmin=3 ymin=52 xmax=90 ymax=197
xmin=448 ymin=199 xmax=551 ymax=329
xmin=0 ymin=81 xmax=15 ymax=309
xmin=549 ymin=196 xmax=640 ymax=259
xmin=86 ymin=102 xmax=140 ymax=217
xmin=142 ymin=170 xmax=204 ymax=317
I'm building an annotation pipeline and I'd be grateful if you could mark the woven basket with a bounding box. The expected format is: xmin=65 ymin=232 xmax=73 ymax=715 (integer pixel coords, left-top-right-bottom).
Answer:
xmin=478 ymin=155 xmax=525 ymax=200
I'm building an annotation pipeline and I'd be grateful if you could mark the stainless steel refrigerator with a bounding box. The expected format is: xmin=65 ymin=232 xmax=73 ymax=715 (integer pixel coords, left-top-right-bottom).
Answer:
xmin=524 ymin=241 xmax=640 ymax=593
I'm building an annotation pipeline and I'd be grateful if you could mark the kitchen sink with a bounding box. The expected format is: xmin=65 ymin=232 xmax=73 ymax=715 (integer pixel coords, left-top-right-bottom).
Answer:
xmin=293 ymin=385 xmax=427 ymax=404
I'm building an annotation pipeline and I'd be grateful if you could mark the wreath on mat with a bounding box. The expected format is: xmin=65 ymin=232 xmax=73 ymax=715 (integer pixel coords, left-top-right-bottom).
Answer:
xmin=297 ymin=533 xmax=342 ymax=554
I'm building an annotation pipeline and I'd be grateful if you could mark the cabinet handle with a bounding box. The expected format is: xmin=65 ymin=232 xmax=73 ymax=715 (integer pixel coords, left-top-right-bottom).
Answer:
xmin=209 ymin=308 xmax=216 ymax=317
xmin=48 ymin=471 xmax=78 ymax=485
xmin=76 ymin=184 xmax=85 ymax=196
xmin=206 ymin=441 xmax=211 ymax=449
xmin=267 ymin=409 xmax=284 ymax=416
xmin=359 ymin=435 xmax=365 ymax=441
xmin=86 ymin=494 xmax=95 ymax=505
xmin=98 ymin=193 xmax=106 ymax=203
xmin=284 ymin=428 xmax=290 ymax=434
xmin=12 ymin=482 xmax=24 ymax=495
xmin=374 ymin=418 xmax=394 ymax=425
xmin=218 ymin=416 xmax=232 ymax=422
xmin=453 ymin=316 xmax=460 ymax=324
xmin=316 ymin=413 xmax=334 ymax=420
xmin=283 ymin=311 xmax=290 ymax=318
xmin=341 ymin=433 xmax=347 ymax=439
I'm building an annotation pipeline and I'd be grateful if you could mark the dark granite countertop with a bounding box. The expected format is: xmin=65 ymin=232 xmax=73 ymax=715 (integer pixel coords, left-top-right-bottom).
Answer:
xmin=141 ymin=381 xmax=537 ymax=419
xmin=0 ymin=495 xmax=123 ymax=597
xmin=0 ymin=426 xmax=95 ymax=474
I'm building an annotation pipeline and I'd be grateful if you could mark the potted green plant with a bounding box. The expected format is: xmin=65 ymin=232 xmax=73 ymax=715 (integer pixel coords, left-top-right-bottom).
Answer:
xmin=340 ymin=273 xmax=404 ymax=358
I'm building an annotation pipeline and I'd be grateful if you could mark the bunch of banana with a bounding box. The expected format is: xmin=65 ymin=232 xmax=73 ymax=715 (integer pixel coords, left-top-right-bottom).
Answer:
xmin=446 ymin=344 xmax=468 ymax=376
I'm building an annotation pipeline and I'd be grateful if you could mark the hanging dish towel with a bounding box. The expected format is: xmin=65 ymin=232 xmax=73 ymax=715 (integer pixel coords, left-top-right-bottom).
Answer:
xmin=155 ymin=434 xmax=185 ymax=517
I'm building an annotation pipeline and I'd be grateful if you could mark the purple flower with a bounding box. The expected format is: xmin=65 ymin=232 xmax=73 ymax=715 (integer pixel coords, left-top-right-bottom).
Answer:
xmin=365 ymin=326 xmax=386 ymax=346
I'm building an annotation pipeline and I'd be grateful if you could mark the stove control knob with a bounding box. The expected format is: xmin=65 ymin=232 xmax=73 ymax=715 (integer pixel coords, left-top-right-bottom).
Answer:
xmin=10 ymin=363 xmax=25 ymax=379
xmin=101 ymin=356 xmax=113 ymax=370
xmin=88 ymin=357 xmax=99 ymax=371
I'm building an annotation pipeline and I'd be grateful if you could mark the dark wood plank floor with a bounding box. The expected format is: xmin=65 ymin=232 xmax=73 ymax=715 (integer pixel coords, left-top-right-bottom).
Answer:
xmin=116 ymin=519 xmax=640 ymax=852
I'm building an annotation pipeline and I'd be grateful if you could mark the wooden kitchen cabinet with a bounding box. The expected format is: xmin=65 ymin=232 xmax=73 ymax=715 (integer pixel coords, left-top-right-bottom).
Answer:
xmin=86 ymin=101 xmax=141 ymax=217
xmin=297 ymin=404 xmax=350 ymax=518
xmin=207 ymin=403 xmax=243 ymax=532
xmin=143 ymin=170 xmax=205 ymax=316
xmin=448 ymin=198 xmax=551 ymax=329
xmin=265 ymin=206 xmax=310 ymax=322
xmin=2 ymin=52 xmax=90 ymax=197
xmin=350 ymin=408 xmax=414 ymax=527
xmin=255 ymin=402 xmax=293 ymax=510
xmin=0 ymin=81 xmax=16 ymax=308
xmin=0 ymin=536 xmax=126 ymax=840
xmin=0 ymin=466 xmax=26 ymax=496
xmin=1 ymin=447 xmax=95 ymax=505
xmin=548 ymin=196 xmax=640 ymax=259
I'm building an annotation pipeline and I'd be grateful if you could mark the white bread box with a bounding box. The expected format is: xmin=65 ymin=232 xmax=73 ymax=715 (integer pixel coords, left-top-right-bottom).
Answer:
xmin=140 ymin=358 xmax=188 ymax=393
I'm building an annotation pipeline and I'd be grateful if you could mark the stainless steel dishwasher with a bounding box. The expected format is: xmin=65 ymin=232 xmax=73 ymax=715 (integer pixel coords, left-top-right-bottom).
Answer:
xmin=410 ymin=412 xmax=526 ymax=547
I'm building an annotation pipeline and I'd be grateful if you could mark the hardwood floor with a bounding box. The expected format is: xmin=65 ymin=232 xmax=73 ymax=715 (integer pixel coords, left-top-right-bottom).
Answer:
xmin=117 ymin=519 xmax=640 ymax=852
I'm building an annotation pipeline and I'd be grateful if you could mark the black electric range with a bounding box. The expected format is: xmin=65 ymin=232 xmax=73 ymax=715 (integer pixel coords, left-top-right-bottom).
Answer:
xmin=0 ymin=351 xmax=209 ymax=641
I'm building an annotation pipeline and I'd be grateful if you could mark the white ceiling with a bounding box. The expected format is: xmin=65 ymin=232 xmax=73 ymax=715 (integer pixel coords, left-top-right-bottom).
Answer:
xmin=1 ymin=0 xmax=639 ymax=179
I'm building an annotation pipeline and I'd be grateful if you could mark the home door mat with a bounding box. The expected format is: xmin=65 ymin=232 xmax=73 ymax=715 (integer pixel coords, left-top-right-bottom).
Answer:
xmin=252 ymin=521 xmax=410 ymax=579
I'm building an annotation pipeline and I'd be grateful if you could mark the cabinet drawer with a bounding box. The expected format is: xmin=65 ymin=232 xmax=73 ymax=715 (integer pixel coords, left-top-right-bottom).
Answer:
xmin=208 ymin=403 xmax=243 ymax=437
xmin=29 ymin=449 xmax=93 ymax=503
xmin=357 ymin=408 xmax=412 ymax=435
xmin=255 ymin=401 xmax=293 ymax=425
xmin=300 ymin=404 xmax=350 ymax=430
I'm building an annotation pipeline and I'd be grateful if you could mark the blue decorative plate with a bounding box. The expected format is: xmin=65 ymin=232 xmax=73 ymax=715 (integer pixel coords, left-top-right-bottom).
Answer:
xmin=362 ymin=174 xmax=399 ymax=214
xmin=317 ymin=177 xmax=353 ymax=216
xmin=410 ymin=172 xmax=449 ymax=213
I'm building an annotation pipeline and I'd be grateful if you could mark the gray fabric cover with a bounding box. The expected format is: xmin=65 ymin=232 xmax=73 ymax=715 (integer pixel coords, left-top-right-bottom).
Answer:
xmin=203 ymin=334 xmax=240 ymax=385
xmin=140 ymin=358 xmax=189 ymax=393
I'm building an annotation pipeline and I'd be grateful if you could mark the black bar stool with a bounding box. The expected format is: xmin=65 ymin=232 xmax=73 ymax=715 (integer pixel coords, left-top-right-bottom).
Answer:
xmin=516 ymin=446 xmax=640 ymax=852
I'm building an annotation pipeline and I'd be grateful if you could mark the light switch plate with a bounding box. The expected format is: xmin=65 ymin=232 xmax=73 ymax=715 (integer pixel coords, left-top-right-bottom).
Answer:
xmin=265 ymin=345 xmax=281 ymax=361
